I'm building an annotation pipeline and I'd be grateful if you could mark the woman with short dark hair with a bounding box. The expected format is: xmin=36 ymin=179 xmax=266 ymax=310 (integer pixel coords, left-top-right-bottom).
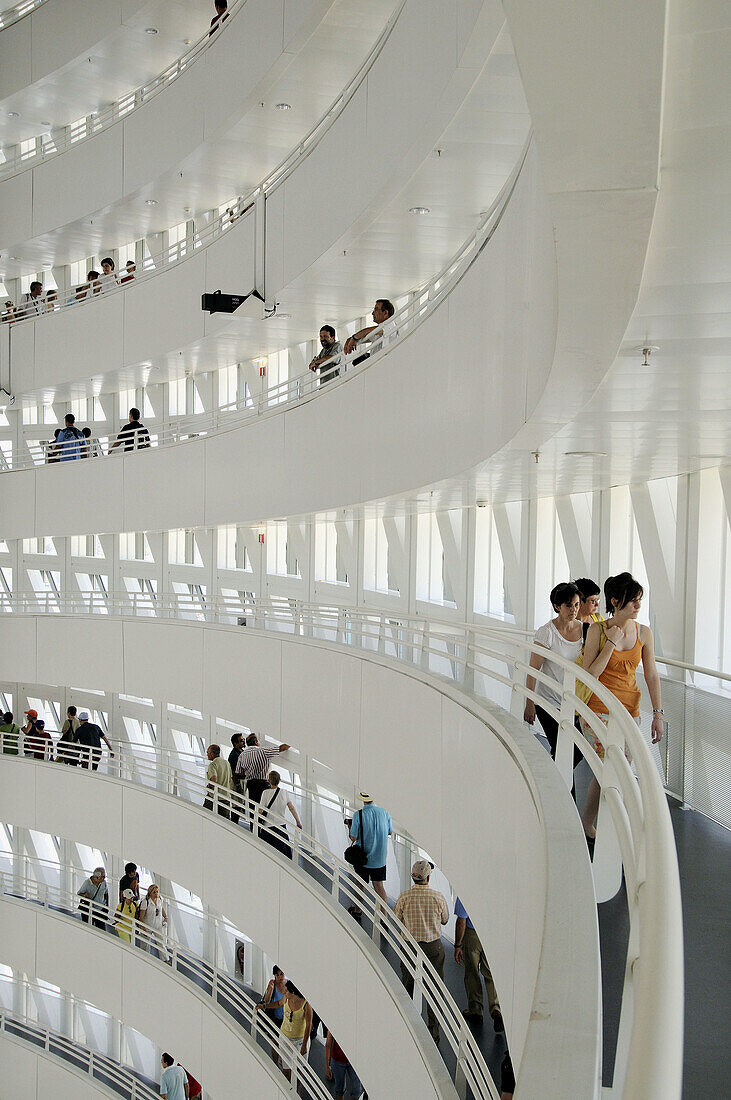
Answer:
xmin=524 ymin=583 xmax=584 ymax=779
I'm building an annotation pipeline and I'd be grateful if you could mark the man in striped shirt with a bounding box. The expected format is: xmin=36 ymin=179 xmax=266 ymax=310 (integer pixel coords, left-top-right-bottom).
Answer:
xmin=235 ymin=733 xmax=290 ymax=809
xmin=394 ymin=859 xmax=449 ymax=1045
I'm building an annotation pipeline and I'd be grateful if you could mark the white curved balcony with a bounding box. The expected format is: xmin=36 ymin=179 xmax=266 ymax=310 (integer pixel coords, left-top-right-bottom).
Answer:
xmin=0 ymin=754 xmax=461 ymax=1100
xmin=0 ymin=0 xmax=338 ymax=243
xmin=0 ymin=0 xmax=502 ymax=400
xmin=0 ymin=595 xmax=685 ymax=1098
xmin=0 ymin=1002 xmax=160 ymax=1100
xmin=2 ymin=600 xmax=626 ymax=1098
xmin=0 ymin=139 xmax=550 ymax=539
xmin=0 ymin=865 xmax=342 ymax=1100
xmin=0 ymin=0 xmax=212 ymax=126
xmin=1 ymin=817 xmax=501 ymax=1099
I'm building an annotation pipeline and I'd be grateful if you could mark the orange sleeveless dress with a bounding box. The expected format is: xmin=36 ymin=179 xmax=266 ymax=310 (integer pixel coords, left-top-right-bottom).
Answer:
xmin=588 ymin=624 xmax=643 ymax=718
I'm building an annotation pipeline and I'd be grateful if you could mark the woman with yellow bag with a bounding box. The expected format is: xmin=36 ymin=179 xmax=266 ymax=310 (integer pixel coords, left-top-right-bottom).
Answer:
xmin=578 ymin=572 xmax=664 ymax=840
xmin=114 ymin=888 xmax=139 ymax=944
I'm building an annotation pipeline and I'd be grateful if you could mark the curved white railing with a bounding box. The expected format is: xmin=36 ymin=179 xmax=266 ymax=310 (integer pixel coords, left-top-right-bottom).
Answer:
xmin=0 ymin=0 xmax=44 ymax=31
xmin=0 ymin=0 xmax=247 ymax=179
xmin=0 ymin=1004 xmax=159 ymax=1100
xmin=0 ymin=132 xmax=530 ymax=474
xmin=0 ymin=593 xmax=684 ymax=1099
xmin=0 ymin=748 xmax=501 ymax=1100
xmin=0 ymin=866 xmax=335 ymax=1100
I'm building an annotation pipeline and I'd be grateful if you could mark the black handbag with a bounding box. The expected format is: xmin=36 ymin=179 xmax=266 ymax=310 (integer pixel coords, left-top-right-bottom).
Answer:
xmin=344 ymin=809 xmax=367 ymax=867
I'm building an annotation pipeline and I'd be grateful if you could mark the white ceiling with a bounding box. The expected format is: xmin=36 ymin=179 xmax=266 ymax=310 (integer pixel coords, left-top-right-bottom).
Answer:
xmin=0 ymin=0 xmax=395 ymax=279
xmin=0 ymin=0 xmax=216 ymax=144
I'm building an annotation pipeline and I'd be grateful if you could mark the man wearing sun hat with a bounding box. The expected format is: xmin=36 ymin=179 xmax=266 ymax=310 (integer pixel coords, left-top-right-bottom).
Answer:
xmin=394 ymin=859 xmax=449 ymax=1044
xmin=347 ymin=791 xmax=392 ymax=916
xmin=76 ymin=711 xmax=115 ymax=771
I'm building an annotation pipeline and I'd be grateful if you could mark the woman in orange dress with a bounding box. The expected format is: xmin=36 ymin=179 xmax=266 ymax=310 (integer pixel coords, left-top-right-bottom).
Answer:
xmin=578 ymin=572 xmax=664 ymax=839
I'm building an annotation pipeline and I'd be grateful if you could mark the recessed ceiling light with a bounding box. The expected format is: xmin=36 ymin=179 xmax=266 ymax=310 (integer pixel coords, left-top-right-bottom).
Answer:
xmin=183 ymin=206 xmax=192 ymax=214
xmin=8 ymin=111 xmax=19 ymax=118
xmin=409 ymin=206 xmax=431 ymax=215
xmin=9 ymin=256 xmax=17 ymax=261
xmin=42 ymin=263 xmax=52 ymax=269
xmin=145 ymin=199 xmax=158 ymax=206
xmin=145 ymin=27 xmax=158 ymax=35
xmin=40 ymin=121 xmax=51 ymax=128
xmin=564 ymin=451 xmax=608 ymax=457
xmin=274 ymin=102 xmax=292 ymax=111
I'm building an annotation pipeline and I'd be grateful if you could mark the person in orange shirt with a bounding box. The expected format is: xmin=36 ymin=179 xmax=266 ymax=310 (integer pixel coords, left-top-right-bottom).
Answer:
xmin=578 ymin=573 xmax=664 ymax=839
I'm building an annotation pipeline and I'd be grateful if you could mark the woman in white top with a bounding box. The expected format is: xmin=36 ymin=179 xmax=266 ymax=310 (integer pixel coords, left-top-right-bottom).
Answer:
xmin=257 ymin=771 xmax=302 ymax=860
xmin=524 ymin=583 xmax=584 ymax=780
xmin=138 ymin=884 xmax=170 ymax=963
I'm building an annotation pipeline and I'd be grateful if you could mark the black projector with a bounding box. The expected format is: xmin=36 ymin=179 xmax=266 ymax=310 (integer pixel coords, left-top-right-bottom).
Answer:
xmin=201 ymin=289 xmax=264 ymax=315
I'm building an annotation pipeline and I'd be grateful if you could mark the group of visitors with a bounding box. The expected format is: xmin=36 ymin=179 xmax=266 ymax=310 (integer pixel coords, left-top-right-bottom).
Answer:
xmin=308 ymin=299 xmax=396 ymax=383
xmin=77 ymin=862 xmax=170 ymax=962
xmin=1 ymin=262 xmax=136 ymax=324
xmin=524 ymin=572 xmax=664 ymax=849
xmin=47 ymin=408 xmax=150 ymax=462
xmin=0 ymin=704 xmax=113 ymax=768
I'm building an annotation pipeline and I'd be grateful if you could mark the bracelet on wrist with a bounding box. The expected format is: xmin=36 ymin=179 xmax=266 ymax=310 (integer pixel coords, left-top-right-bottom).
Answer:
xmin=652 ymin=708 xmax=664 ymax=715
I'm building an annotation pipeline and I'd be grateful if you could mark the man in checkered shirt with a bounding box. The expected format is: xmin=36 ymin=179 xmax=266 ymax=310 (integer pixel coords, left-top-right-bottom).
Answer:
xmin=394 ymin=859 xmax=449 ymax=1044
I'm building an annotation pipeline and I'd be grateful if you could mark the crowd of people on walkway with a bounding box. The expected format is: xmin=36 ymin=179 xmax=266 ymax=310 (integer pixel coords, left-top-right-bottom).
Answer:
xmin=1 ymin=262 xmax=137 ymax=324
xmin=1 ymin=704 xmax=114 ymax=768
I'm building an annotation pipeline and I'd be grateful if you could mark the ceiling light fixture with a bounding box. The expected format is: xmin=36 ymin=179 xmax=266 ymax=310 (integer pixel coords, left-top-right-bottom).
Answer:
xmin=7 ymin=111 xmax=19 ymax=118
xmin=183 ymin=206 xmax=192 ymax=214
xmin=274 ymin=102 xmax=292 ymax=111
xmin=409 ymin=206 xmax=431 ymax=215
xmin=145 ymin=27 xmax=158 ymax=35
xmin=634 ymin=344 xmax=660 ymax=366
xmin=40 ymin=121 xmax=51 ymax=128
xmin=145 ymin=199 xmax=158 ymax=206
xmin=565 ymin=451 xmax=608 ymax=457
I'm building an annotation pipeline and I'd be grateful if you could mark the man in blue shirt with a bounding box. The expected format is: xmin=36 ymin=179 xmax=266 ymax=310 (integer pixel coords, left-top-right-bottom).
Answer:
xmin=454 ymin=897 xmax=503 ymax=1031
xmin=348 ymin=792 xmax=392 ymax=916
xmin=160 ymin=1053 xmax=188 ymax=1099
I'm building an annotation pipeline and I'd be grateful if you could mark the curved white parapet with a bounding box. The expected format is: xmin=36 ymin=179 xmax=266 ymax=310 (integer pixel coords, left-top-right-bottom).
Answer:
xmin=0 ymin=1008 xmax=160 ymax=1100
xmin=0 ymin=0 xmax=333 ymax=243
xmin=0 ymin=902 xmax=285 ymax=1098
xmin=0 ymin=140 xmax=554 ymax=539
xmin=2 ymin=0 xmax=500 ymax=403
xmin=0 ymin=757 xmax=458 ymax=1100
xmin=0 ymin=609 xmax=604 ymax=1099
xmin=0 ymin=887 xmax=331 ymax=1100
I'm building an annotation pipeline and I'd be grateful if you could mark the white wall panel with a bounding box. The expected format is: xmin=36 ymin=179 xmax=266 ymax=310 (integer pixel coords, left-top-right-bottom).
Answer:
xmin=201 ymin=627 xmax=283 ymax=734
xmin=122 ymin=621 xmax=205 ymax=706
xmin=1 ymin=467 xmax=36 ymax=541
xmin=202 ymin=208 xmax=257 ymax=300
xmin=0 ymin=1037 xmax=39 ymax=1100
xmin=0 ymin=1 xmax=127 ymax=100
xmin=34 ymin=456 xmax=125 ymax=539
xmin=36 ymin=1059 xmax=105 ymax=1100
xmin=120 ymin=439 xmax=206 ymax=535
xmin=122 ymin=64 xmax=206 ymax=194
xmin=35 ymin=615 xmax=124 ymax=691
xmin=0 ymin=612 xmax=601 ymax=1092
xmin=0 ymin=614 xmax=37 ymax=682
xmin=122 ymin=252 xmax=207 ymax=366
xmin=280 ymin=642 xmax=362 ymax=780
xmin=33 ymin=295 xmax=124 ymax=392
xmin=0 ymin=170 xmax=33 ymax=243
xmin=0 ymin=20 xmax=31 ymax=98
xmin=0 ymin=762 xmax=449 ymax=1100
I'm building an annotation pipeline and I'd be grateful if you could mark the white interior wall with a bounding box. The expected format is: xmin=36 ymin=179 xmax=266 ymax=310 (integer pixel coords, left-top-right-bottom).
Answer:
xmin=0 ymin=612 xmax=601 ymax=1095
xmin=0 ymin=1033 xmax=114 ymax=1100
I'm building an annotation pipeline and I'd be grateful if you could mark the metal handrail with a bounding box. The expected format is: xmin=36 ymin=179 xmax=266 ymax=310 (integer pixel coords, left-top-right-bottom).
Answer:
xmin=0 ymin=0 xmax=246 ymax=179
xmin=0 ymin=592 xmax=684 ymax=1099
xmin=0 ymin=0 xmax=44 ymax=31
xmin=0 ymin=1004 xmax=160 ymax=1100
xmin=1 ymin=741 xmax=501 ymax=1100
xmin=0 ymin=130 xmax=530 ymax=474
xmin=0 ymin=867 xmax=334 ymax=1100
